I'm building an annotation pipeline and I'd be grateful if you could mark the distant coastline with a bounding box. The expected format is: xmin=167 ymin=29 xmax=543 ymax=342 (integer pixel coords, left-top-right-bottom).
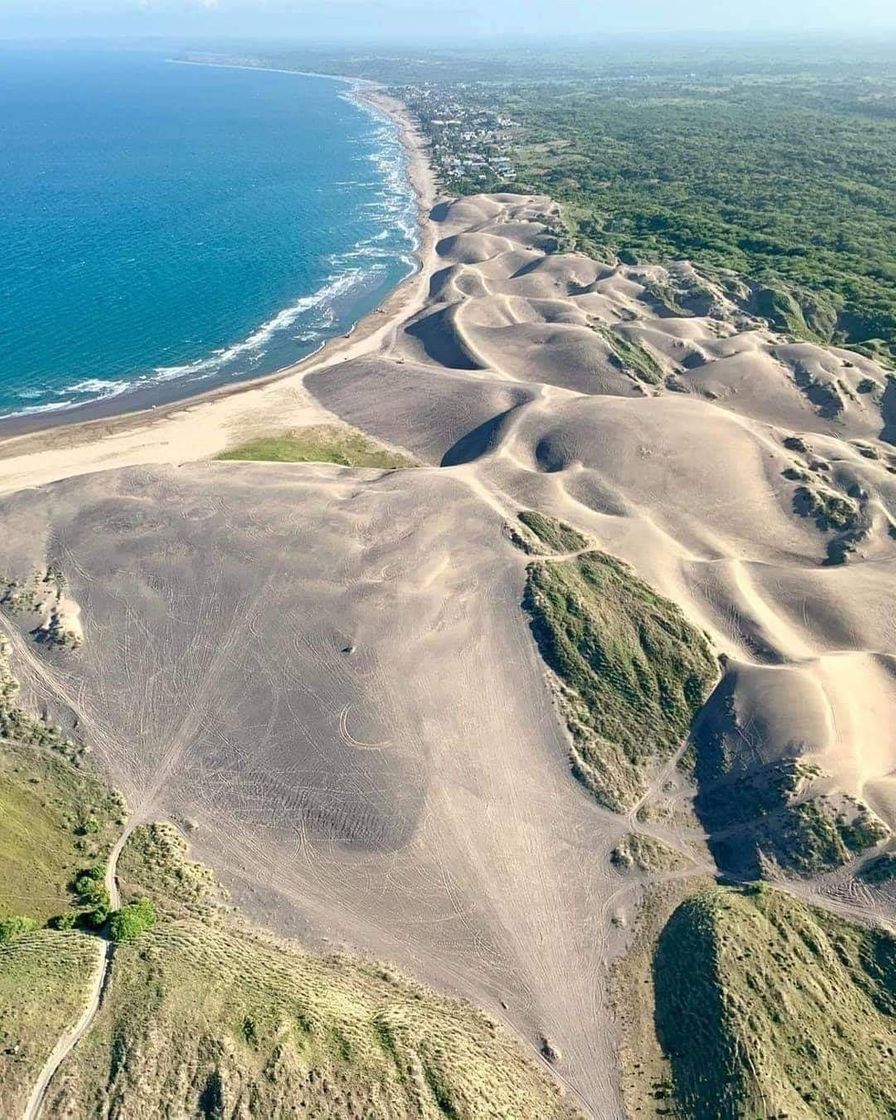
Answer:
xmin=0 ymin=56 xmax=430 ymax=439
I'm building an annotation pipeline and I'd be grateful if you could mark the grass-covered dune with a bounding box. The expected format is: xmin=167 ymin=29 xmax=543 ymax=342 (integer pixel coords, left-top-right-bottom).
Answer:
xmin=216 ymin=423 xmax=415 ymax=469
xmin=47 ymin=922 xmax=579 ymax=1120
xmin=653 ymin=886 xmax=896 ymax=1119
xmin=47 ymin=825 xmax=581 ymax=1120
xmin=523 ymin=550 xmax=717 ymax=811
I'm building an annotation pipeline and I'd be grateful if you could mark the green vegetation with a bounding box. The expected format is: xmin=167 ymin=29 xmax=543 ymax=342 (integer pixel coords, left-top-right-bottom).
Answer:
xmin=0 ymin=742 xmax=121 ymax=926
xmin=694 ymin=729 xmax=889 ymax=877
xmin=0 ymin=638 xmax=84 ymax=762
xmin=523 ymin=550 xmax=717 ymax=810
xmin=610 ymin=833 xmax=688 ymax=875
xmin=237 ymin=42 xmax=896 ymax=363
xmin=0 ymin=640 xmax=122 ymax=926
xmin=861 ymin=852 xmax=896 ymax=885
xmin=418 ymin=70 xmax=896 ymax=365
xmin=594 ymin=326 xmax=665 ymax=386
xmin=216 ymin=424 xmax=415 ymax=469
xmin=0 ymin=915 xmax=37 ymax=942
xmin=48 ymin=921 xmax=579 ymax=1119
xmin=517 ymin=510 xmax=589 ymax=554
xmin=47 ymin=828 xmax=580 ymax=1120
xmin=117 ymin=821 xmax=227 ymax=921
xmin=0 ymin=929 xmax=100 ymax=1116
xmin=793 ymin=484 xmax=861 ymax=533
xmin=108 ymin=898 xmax=157 ymax=944
xmin=653 ymin=885 xmax=896 ymax=1119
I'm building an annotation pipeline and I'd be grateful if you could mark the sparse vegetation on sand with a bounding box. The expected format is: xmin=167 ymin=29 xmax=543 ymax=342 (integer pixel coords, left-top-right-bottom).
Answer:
xmin=861 ymin=852 xmax=896 ymax=885
xmin=516 ymin=510 xmax=589 ymax=555
xmin=0 ymin=638 xmax=85 ymax=763
xmin=653 ymin=885 xmax=896 ymax=1119
xmin=594 ymin=326 xmax=664 ymax=386
xmin=117 ymin=821 xmax=227 ymax=921
xmin=693 ymin=722 xmax=890 ymax=878
xmin=610 ymin=832 xmax=689 ymax=875
xmin=0 ymin=929 xmax=100 ymax=1116
xmin=216 ymin=423 xmax=415 ymax=469
xmin=47 ymin=828 xmax=580 ymax=1120
xmin=523 ymin=551 xmax=717 ymax=811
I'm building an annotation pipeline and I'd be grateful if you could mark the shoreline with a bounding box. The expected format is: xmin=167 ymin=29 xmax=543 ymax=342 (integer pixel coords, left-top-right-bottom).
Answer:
xmin=0 ymin=78 xmax=437 ymax=454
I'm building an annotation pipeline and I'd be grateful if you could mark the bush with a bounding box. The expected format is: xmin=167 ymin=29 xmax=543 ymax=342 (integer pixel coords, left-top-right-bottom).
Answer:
xmin=0 ymin=915 xmax=38 ymax=942
xmin=108 ymin=898 xmax=157 ymax=943
xmin=50 ymin=911 xmax=79 ymax=931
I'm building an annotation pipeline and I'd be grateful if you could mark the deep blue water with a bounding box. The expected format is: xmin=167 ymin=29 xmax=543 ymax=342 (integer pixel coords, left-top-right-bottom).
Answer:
xmin=0 ymin=48 xmax=417 ymax=418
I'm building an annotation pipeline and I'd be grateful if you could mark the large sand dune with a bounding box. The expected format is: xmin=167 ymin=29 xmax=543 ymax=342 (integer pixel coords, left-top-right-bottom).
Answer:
xmin=2 ymin=191 xmax=895 ymax=1114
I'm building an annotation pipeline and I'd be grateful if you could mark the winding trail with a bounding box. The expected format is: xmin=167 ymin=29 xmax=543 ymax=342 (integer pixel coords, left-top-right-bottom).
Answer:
xmin=21 ymin=831 xmax=127 ymax=1120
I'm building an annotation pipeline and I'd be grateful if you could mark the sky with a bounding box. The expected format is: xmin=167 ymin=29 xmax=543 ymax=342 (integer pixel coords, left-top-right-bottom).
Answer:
xmin=2 ymin=0 xmax=896 ymax=40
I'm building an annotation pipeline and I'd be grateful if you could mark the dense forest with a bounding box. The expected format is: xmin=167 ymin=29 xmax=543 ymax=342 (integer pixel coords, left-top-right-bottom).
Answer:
xmin=445 ymin=72 xmax=896 ymax=363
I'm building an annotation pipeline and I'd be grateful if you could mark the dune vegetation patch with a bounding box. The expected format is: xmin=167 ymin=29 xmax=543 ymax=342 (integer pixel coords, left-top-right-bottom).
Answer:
xmin=523 ymin=551 xmax=717 ymax=811
xmin=0 ymin=642 xmax=123 ymax=928
xmin=216 ymin=423 xmax=415 ymax=469
xmin=610 ymin=832 xmax=690 ymax=875
xmin=0 ymin=747 xmax=121 ymax=927
xmin=593 ymin=325 xmax=665 ymax=386
xmin=652 ymin=885 xmax=896 ymax=1120
xmin=692 ymin=720 xmax=890 ymax=878
xmin=48 ymin=826 xmax=581 ymax=1120
xmin=514 ymin=510 xmax=590 ymax=555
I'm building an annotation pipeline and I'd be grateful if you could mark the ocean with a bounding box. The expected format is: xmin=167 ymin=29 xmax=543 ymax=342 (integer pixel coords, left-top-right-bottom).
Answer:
xmin=0 ymin=47 xmax=418 ymax=420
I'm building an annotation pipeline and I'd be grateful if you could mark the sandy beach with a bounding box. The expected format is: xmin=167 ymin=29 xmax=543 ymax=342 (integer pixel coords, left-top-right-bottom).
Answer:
xmin=0 ymin=86 xmax=438 ymax=491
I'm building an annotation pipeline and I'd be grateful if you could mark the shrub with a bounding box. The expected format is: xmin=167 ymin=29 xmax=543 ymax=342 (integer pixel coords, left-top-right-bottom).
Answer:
xmin=50 ymin=911 xmax=80 ymax=931
xmin=109 ymin=898 xmax=157 ymax=943
xmin=0 ymin=915 xmax=38 ymax=942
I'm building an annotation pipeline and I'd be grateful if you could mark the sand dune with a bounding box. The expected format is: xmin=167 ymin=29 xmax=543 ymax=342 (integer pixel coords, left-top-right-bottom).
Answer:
xmin=1 ymin=191 xmax=895 ymax=1114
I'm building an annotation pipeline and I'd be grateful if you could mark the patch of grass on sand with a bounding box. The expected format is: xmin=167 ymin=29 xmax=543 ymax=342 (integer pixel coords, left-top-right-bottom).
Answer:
xmin=117 ymin=822 xmax=227 ymax=922
xmin=861 ymin=852 xmax=896 ymax=885
xmin=0 ymin=929 xmax=100 ymax=1116
xmin=610 ymin=832 xmax=689 ymax=875
xmin=595 ymin=325 xmax=665 ymax=385
xmin=0 ymin=748 xmax=120 ymax=924
xmin=48 ymin=830 xmax=581 ymax=1120
xmin=653 ymin=885 xmax=896 ymax=1119
xmin=517 ymin=511 xmax=589 ymax=555
xmin=523 ymin=551 xmax=717 ymax=811
xmin=692 ymin=710 xmax=890 ymax=878
xmin=216 ymin=424 xmax=415 ymax=469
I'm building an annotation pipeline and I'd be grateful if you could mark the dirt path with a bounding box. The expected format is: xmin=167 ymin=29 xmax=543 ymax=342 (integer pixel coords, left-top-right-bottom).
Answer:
xmin=21 ymin=832 xmax=127 ymax=1120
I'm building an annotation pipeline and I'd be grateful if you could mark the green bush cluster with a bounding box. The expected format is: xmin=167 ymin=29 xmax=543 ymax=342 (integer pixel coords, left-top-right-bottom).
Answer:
xmin=0 ymin=915 xmax=38 ymax=943
xmin=108 ymin=898 xmax=157 ymax=944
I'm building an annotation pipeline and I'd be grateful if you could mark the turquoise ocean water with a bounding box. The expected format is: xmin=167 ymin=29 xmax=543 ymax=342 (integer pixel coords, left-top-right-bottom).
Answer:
xmin=0 ymin=48 xmax=417 ymax=420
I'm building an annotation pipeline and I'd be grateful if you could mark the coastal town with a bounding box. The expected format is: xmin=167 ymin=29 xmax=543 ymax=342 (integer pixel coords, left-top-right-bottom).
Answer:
xmin=397 ymin=84 xmax=520 ymax=189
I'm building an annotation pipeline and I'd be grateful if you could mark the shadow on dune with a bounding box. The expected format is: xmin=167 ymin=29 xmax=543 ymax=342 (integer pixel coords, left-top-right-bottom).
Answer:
xmin=880 ymin=378 xmax=896 ymax=445
xmin=440 ymin=406 xmax=519 ymax=467
xmin=404 ymin=307 xmax=481 ymax=371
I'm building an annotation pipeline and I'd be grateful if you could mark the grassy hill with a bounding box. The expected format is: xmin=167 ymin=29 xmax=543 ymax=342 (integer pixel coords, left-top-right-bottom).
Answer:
xmin=523 ymin=549 xmax=717 ymax=810
xmin=46 ymin=823 xmax=581 ymax=1120
xmin=653 ymin=886 xmax=896 ymax=1119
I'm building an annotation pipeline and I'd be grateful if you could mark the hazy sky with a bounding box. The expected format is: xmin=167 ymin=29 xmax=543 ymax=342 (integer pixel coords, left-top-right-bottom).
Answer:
xmin=3 ymin=0 xmax=896 ymax=40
